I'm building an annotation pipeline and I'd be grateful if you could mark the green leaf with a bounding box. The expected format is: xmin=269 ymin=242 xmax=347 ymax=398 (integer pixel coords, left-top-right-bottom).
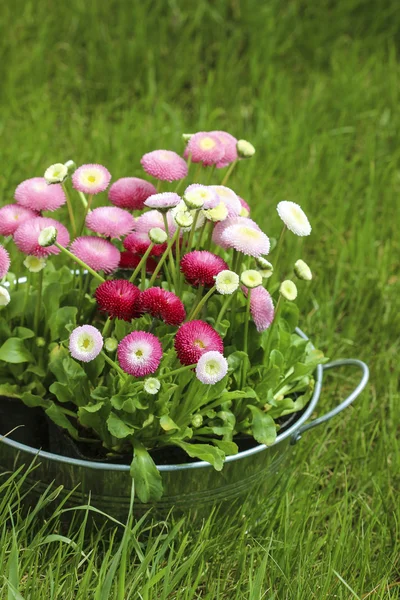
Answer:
xmin=45 ymin=403 xmax=79 ymax=439
xmin=80 ymin=402 xmax=104 ymax=413
xmin=247 ymin=405 xmax=277 ymax=446
xmin=107 ymin=412 xmax=135 ymax=439
xmin=130 ymin=440 xmax=163 ymax=503
xmin=49 ymin=382 xmax=73 ymax=404
xmin=176 ymin=441 xmax=225 ymax=470
xmin=0 ymin=338 xmax=34 ymax=364
xmin=42 ymin=282 xmax=63 ymax=321
xmin=14 ymin=327 xmax=35 ymax=340
xmin=84 ymin=354 xmax=105 ymax=385
xmin=212 ymin=439 xmax=238 ymax=455
xmin=49 ymin=306 xmax=78 ymax=341
xmin=159 ymin=415 xmax=180 ymax=432
xmin=62 ymin=357 xmax=86 ymax=380
xmin=0 ymin=383 xmax=21 ymax=398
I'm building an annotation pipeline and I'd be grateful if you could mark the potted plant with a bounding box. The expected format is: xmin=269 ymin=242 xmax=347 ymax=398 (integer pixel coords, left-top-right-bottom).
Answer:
xmin=0 ymin=131 xmax=369 ymax=517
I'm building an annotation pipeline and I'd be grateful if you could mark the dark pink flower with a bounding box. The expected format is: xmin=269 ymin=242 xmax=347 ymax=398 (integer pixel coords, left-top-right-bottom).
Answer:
xmin=180 ymin=251 xmax=228 ymax=287
xmin=0 ymin=245 xmax=10 ymax=279
xmin=108 ymin=177 xmax=157 ymax=210
xmin=138 ymin=287 xmax=186 ymax=326
xmin=118 ymin=331 xmax=163 ymax=377
xmin=95 ymin=279 xmax=141 ymax=321
xmin=174 ymin=320 xmax=224 ymax=366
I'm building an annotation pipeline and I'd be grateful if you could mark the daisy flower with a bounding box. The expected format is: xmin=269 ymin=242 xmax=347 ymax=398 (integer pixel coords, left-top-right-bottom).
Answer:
xmin=180 ymin=251 xmax=228 ymax=287
xmin=15 ymin=177 xmax=66 ymax=212
xmin=184 ymin=132 xmax=225 ymax=166
xmin=95 ymin=280 xmax=141 ymax=321
xmin=280 ymin=280 xmax=298 ymax=301
xmin=0 ymin=286 xmax=10 ymax=307
xmin=214 ymin=270 xmax=239 ymax=295
xmin=220 ymin=223 xmax=270 ymax=257
xmin=0 ymin=246 xmax=10 ymax=279
xmin=277 ymin=201 xmax=312 ymax=236
xmin=202 ymin=201 xmax=229 ymax=222
xmin=144 ymin=377 xmax=161 ymax=395
xmin=209 ymin=185 xmax=242 ymax=217
xmin=118 ymin=251 xmax=158 ymax=273
xmin=123 ymin=231 xmax=167 ymax=257
xmin=210 ymin=131 xmax=238 ymax=168
xmin=195 ymin=351 xmax=228 ymax=384
xmin=69 ymin=325 xmax=103 ymax=363
xmin=243 ymin=286 xmax=275 ymax=332
xmin=108 ymin=177 xmax=157 ymax=210
xmin=86 ymin=206 xmax=135 ymax=239
xmin=183 ymin=184 xmax=219 ymax=210
xmin=118 ymin=331 xmax=163 ymax=377
xmin=141 ymin=150 xmax=188 ymax=182
xmin=138 ymin=287 xmax=186 ymax=326
xmin=70 ymin=237 xmax=120 ymax=274
xmin=240 ymin=269 xmax=262 ymax=289
xmin=72 ymin=164 xmax=111 ymax=195
xmin=144 ymin=192 xmax=182 ymax=211
xmin=0 ymin=205 xmax=37 ymax=236
xmin=23 ymin=255 xmax=47 ymax=273
xmin=171 ymin=200 xmax=204 ymax=232
xmin=174 ymin=320 xmax=224 ymax=366
xmin=14 ymin=217 xmax=70 ymax=257
xmin=44 ymin=163 xmax=68 ymax=184
xmin=212 ymin=216 xmax=260 ymax=249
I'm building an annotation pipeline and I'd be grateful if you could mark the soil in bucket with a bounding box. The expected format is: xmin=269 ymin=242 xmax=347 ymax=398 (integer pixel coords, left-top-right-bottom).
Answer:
xmin=0 ymin=396 xmax=49 ymax=449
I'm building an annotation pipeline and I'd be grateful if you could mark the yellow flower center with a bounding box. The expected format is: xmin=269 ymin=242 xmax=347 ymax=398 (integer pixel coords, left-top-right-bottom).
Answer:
xmin=88 ymin=175 xmax=97 ymax=183
xmin=194 ymin=339 xmax=205 ymax=349
xmin=199 ymin=137 xmax=216 ymax=150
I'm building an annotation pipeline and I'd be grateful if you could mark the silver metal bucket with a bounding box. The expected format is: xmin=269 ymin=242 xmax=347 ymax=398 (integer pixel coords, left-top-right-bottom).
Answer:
xmin=0 ymin=329 xmax=369 ymax=522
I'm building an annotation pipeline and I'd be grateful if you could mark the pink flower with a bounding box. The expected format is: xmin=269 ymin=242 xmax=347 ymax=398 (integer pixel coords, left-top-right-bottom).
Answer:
xmin=95 ymin=280 xmax=140 ymax=321
xmin=15 ymin=178 xmax=66 ymax=212
xmin=0 ymin=205 xmax=37 ymax=236
xmin=72 ymin=164 xmax=111 ymax=195
xmin=118 ymin=331 xmax=163 ymax=377
xmin=209 ymin=186 xmax=242 ymax=218
xmin=0 ymin=245 xmax=10 ymax=279
xmin=86 ymin=206 xmax=135 ymax=239
xmin=144 ymin=192 xmax=182 ymax=210
xmin=138 ymin=287 xmax=186 ymax=326
xmin=212 ymin=216 xmax=260 ymax=249
xmin=134 ymin=209 xmax=176 ymax=237
xmin=13 ymin=217 xmax=70 ymax=257
xmin=183 ymin=184 xmax=219 ymax=209
xmin=123 ymin=231 xmax=167 ymax=257
xmin=141 ymin=150 xmax=188 ymax=182
xmin=184 ymin=132 xmax=225 ymax=166
xmin=119 ymin=251 xmax=158 ymax=273
xmin=180 ymin=251 xmax=228 ymax=287
xmin=108 ymin=177 xmax=157 ymax=210
xmin=195 ymin=351 xmax=228 ymax=384
xmin=70 ymin=237 xmax=120 ymax=274
xmin=69 ymin=325 xmax=103 ymax=363
xmin=210 ymin=131 xmax=238 ymax=168
xmin=174 ymin=320 xmax=224 ymax=366
xmin=243 ymin=286 xmax=274 ymax=332
xmin=239 ymin=196 xmax=251 ymax=216
xmin=221 ymin=223 xmax=270 ymax=257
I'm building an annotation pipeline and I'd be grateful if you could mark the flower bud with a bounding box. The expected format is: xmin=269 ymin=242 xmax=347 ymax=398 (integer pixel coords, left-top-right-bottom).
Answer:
xmin=183 ymin=189 xmax=205 ymax=210
xmin=23 ymin=256 xmax=46 ymax=273
xmin=240 ymin=269 xmax=262 ymax=289
xmin=0 ymin=286 xmax=10 ymax=307
xmin=191 ymin=414 xmax=203 ymax=428
xmin=64 ymin=160 xmax=76 ymax=174
xmin=280 ymin=280 xmax=298 ymax=301
xmin=256 ymin=257 xmax=273 ymax=279
xmin=237 ymin=139 xmax=255 ymax=159
xmin=38 ymin=226 xmax=57 ymax=247
xmin=36 ymin=337 xmax=46 ymax=348
xmin=44 ymin=163 xmax=68 ymax=184
xmin=104 ymin=337 xmax=118 ymax=352
xmin=215 ymin=270 xmax=239 ymax=295
xmin=149 ymin=227 xmax=167 ymax=245
xmin=294 ymin=259 xmax=312 ymax=281
xmin=174 ymin=211 xmax=193 ymax=228
xmin=202 ymin=201 xmax=228 ymax=222
xmin=182 ymin=133 xmax=194 ymax=144
xmin=144 ymin=377 xmax=161 ymax=395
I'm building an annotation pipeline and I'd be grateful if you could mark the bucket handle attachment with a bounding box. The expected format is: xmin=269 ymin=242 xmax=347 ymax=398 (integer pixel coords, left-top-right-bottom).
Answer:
xmin=291 ymin=359 xmax=369 ymax=444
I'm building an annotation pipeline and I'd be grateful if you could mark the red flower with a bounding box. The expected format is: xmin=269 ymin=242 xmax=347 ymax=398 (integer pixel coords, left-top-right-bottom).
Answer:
xmin=180 ymin=251 xmax=228 ymax=287
xmin=123 ymin=231 xmax=167 ymax=257
xmin=119 ymin=251 xmax=158 ymax=273
xmin=174 ymin=320 xmax=224 ymax=366
xmin=138 ymin=287 xmax=186 ymax=326
xmin=95 ymin=280 xmax=140 ymax=321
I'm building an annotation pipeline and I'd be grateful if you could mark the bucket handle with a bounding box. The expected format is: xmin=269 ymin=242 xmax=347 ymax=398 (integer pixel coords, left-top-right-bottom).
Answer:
xmin=291 ymin=359 xmax=369 ymax=444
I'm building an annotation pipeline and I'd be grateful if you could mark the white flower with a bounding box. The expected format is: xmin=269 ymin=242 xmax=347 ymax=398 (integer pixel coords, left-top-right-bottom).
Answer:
xmin=44 ymin=163 xmax=68 ymax=184
xmin=144 ymin=377 xmax=161 ymax=395
xmin=0 ymin=286 xmax=10 ymax=307
xmin=149 ymin=227 xmax=168 ymax=244
xmin=280 ymin=280 xmax=298 ymax=301
xmin=202 ymin=201 xmax=229 ymax=222
xmin=23 ymin=256 xmax=47 ymax=273
xmin=277 ymin=201 xmax=311 ymax=237
xmin=215 ymin=270 xmax=240 ymax=295
xmin=38 ymin=226 xmax=57 ymax=247
xmin=294 ymin=259 xmax=312 ymax=281
xmin=183 ymin=184 xmax=218 ymax=210
xmin=240 ymin=269 xmax=263 ymax=289
xmin=174 ymin=210 xmax=193 ymax=229
xmin=195 ymin=351 xmax=228 ymax=385
xmin=69 ymin=325 xmax=104 ymax=363
xmin=236 ymin=139 xmax=255 ymax=158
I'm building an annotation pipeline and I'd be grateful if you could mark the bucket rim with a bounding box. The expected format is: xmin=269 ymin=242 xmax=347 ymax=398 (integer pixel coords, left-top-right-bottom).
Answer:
xmin=0 ymin=327 xmax=322 ymax=472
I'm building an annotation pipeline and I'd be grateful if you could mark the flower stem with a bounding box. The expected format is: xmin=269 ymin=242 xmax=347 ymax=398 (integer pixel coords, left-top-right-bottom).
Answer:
xmin=241 ymin=289 xmax=252 ymax=387
xmin=186 ymin=210 xmax=200 ymax=251
xmin=221 ymin=159 xmax=238 ymax=186
xmin=101 ymin=351 xmax=127 ymax=378
xmin=148 ymin=229 xmax=179 ymax=287
xmin=61 ymin=182 xmax=77 ymax=237
xmin=129 ymin=243 xmax=154 ymax=284
xmin=158 ymin=363 xmax=196 ymax=380
xmin=55 ymin=242 xmax=105 ymax=283
xmin=188 ymin=286 xmax=216 ymax=321
xmin=175 ymin=153 xmax=191 ymax=194
xmin=33 ymin=270 xmax=44 ymax=335
xmin=21 ymin=272 xmax=31 ymax=327
xmin=215 ymin=293 xmax=235 ymax=328
xmin=140 ymin=259 xmax=146 ymax=291
xmin=162 ymin=213 xmax=178 ymax=287
xmin=78 ymin=194 xmax=93 ymax=236
xmin=193 ymin=163 xmax=202 ymax=182
xmin=102 ymin=316 xmax=113 ymax=338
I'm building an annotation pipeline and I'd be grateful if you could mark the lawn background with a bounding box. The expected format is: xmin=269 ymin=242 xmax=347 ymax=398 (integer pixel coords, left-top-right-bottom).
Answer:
xmin=0 ymin=0 xmax=399 ymax=597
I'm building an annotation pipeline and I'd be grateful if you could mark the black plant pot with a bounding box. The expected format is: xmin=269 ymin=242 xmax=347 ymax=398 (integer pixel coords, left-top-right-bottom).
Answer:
xmin=0 ymin=396 xmax=49 ymax=449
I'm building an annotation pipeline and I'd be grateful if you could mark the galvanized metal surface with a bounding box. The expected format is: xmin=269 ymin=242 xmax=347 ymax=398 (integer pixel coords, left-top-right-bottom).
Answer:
xmin=0 ymin=328 xmax=369 ymax=521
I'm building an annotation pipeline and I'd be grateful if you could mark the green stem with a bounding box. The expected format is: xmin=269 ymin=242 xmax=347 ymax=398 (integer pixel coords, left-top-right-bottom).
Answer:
xmin=101 ymin=351 xmax=127 ymax=378
xmin=55 ymin=242 xmax=105 ymax=283
xmin=197 ymin=219 xmax=208 ymax=249
xmin=77 ymin=191 xmax=88 ymax=209
xmin=206 ymin=164 xmax=216 ymax=184
xmin=61 ymin=182 xmax=77 ymax=237
xmin=186 ymin=210 xmax=200 ymax=251
xmin=148 ymin=229 xmax=179 ymax=287
xmin=21 ymin=272 xmax=31 ymax=327
xmin=78 ymin=194 xmax=93 ymax=236
xmin=156 ymin=180 xmax=162 ymax=192
xmin=193 ymin=163 xmax=202 ymax=182
xmin=102 ymin=317 xmax=113 ymax=338
xmin=215 ymin=293 xmax=235 ymax=328
xmin=175 ymin=153 xmax=191 ymax=194
xmin=129 ymin=243 xmax=154 ymax=284
xmin=221 ymin=159 xmax=238 ymax=186
xmin=241 ymin=289 xmax=252 ymax=387
xmin=33 ymin=270 xmax=44 ymax=335
xmin=158 ymin=363 xmax=196 ymax=380
xmin=140 ymin=259 xmax=146 ymax=291
xmin=162 ymin=212 xmax=178 ymax=287
xmin=188 ymin=286 xmax=216 ymax=321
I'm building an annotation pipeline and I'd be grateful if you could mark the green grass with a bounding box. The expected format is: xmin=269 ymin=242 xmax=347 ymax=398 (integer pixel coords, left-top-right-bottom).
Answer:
xmin=0 ymin=0 xmax=399 ymax=597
